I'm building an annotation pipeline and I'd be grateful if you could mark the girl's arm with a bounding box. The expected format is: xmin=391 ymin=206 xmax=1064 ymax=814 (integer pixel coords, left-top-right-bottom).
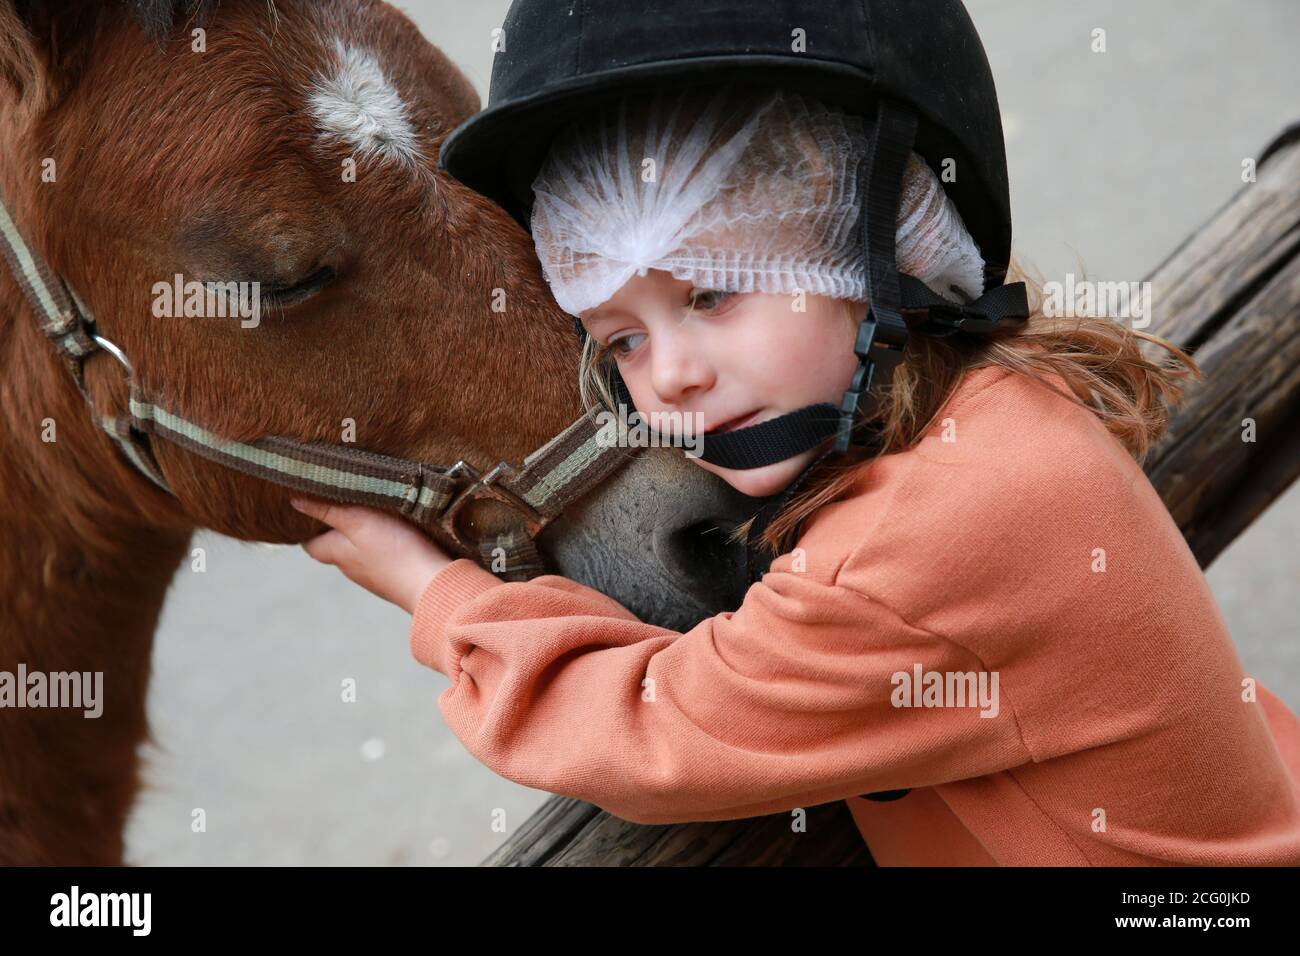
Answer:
xmin=411 ymin=554 xmax=1032 ymax=825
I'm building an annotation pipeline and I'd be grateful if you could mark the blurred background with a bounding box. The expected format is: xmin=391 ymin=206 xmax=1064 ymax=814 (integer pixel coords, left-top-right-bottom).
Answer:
xmin=125 ymin=0 xmax=1300 ymax=865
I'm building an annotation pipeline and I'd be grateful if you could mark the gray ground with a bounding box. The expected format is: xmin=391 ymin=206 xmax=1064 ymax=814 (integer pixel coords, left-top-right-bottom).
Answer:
xmin=124 ymin=0 xmax=1300 ymax=865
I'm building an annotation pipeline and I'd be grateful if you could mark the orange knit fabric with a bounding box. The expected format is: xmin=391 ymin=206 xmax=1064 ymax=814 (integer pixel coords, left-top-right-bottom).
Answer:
xmin=409 ymin=365 xmax=1300 ymax=865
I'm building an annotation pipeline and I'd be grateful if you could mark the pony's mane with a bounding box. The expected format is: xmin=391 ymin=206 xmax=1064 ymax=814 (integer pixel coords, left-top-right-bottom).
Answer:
xmin=123 ymin=0 xmax=223 ymax=40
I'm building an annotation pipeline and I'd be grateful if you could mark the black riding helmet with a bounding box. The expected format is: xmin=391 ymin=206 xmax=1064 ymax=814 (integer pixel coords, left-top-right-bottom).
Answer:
xmin=439 ymin=0 xmax=1030 ymax=473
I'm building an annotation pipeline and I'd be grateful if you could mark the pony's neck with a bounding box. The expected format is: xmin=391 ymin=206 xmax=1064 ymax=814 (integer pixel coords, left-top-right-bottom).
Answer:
xmin=1 ymin=253 xmax=196 ymax=611
xmin=1 ymin=271 xmax=194 ymax=863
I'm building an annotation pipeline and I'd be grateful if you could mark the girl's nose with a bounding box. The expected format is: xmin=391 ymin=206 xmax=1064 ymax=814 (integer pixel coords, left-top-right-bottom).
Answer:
xmin=649 ymin=323 xmax=716 ymax=405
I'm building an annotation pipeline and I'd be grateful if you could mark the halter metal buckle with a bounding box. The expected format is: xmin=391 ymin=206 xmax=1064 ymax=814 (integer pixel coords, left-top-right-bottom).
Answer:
xmin=439 ymin=460 xmax=551 ymax=554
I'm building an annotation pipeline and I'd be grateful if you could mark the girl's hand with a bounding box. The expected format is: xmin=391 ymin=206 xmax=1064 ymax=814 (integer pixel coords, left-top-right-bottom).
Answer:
xmin=290 ymin=498 xmax=453 ymax=614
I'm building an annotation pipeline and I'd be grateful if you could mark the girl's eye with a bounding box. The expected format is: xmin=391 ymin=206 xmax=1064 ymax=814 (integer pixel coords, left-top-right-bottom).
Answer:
xmin=688 ymin=287 xmax=732 ymax=312
xmin=608 ymin=332 xmax=646 ymax=356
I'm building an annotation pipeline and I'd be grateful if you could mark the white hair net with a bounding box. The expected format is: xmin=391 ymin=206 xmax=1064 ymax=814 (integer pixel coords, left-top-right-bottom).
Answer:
xmin=529 ymin=85 xmax=986 ymax=318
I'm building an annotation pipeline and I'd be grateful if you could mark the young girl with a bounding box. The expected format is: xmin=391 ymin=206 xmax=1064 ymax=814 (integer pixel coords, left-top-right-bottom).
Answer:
xmin=291 ymin=77 xmax=1300 ymax=866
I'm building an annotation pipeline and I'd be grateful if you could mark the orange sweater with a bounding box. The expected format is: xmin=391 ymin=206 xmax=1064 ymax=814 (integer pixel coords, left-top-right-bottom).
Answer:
xmin=409 ymin=366 xmax=1300 ymax=865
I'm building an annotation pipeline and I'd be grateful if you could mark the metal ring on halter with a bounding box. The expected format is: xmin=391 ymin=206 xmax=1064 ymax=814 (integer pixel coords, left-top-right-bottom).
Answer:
xmin=89 ymin=331 xmax=134 ymax=376
xmin=438 ymin=459 xmax=553 ymax=556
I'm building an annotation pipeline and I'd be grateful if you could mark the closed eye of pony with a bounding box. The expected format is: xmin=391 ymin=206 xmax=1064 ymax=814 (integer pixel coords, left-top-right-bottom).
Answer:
xmin=258 ymin=265 xmax=337 ymax=307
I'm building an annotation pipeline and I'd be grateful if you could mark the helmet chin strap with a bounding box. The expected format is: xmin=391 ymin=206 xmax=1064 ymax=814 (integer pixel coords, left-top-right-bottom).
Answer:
xmin=607 ymin=370 xmax=843 ymax=470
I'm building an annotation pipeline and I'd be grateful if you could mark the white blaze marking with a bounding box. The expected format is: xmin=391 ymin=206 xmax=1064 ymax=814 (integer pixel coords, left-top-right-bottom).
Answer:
xmin=308 ymin=38 xmax=420 ymax=169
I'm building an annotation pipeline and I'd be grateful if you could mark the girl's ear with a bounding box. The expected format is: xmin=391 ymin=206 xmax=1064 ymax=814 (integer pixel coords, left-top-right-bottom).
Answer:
xmin=0 ymin=1 xmax=98 ymax=115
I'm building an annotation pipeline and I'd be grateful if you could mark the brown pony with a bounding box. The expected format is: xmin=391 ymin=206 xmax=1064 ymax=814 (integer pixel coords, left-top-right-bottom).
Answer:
xmin=0 ymin=0 xmax=753 ymax=864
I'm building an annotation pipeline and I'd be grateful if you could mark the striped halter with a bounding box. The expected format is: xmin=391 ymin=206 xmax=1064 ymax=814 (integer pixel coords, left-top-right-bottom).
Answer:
xmin=0 ymin=196 xmax=636 ymax=582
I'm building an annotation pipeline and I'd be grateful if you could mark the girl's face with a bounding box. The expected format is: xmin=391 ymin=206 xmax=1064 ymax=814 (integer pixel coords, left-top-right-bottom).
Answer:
xmin=580 ymin=268 xmax=864 ymax=498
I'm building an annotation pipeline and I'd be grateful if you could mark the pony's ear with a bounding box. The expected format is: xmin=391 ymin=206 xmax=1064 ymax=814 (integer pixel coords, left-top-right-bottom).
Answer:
xmin=1 ymin=2 xmax=217 ymax=116
xmin=0 ymin=2 xmax=44 ymax=107
xmin=0 ymin=1 xmax=100 ymax=114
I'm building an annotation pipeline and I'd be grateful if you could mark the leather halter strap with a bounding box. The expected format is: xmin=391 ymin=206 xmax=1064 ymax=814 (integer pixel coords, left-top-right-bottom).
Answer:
xmin=0 ymin=196 xmax=636 ymax=582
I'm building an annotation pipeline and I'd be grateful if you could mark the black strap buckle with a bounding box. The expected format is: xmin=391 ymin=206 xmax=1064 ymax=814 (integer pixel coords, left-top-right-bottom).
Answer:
xmin=901 ymin=274 xmax=1031 ymax=337
xmin=914 ymin=299 xmax=968 ymax=336
xmin=857 ymin=306 xmax=909 ymax=361
xmin=834 ymin=309 xmax=908 ymax=454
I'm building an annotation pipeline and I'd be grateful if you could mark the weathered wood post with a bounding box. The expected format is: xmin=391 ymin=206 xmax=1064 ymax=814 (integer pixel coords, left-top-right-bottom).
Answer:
xmin=482 ymin=124 xmax=1300 ymax=866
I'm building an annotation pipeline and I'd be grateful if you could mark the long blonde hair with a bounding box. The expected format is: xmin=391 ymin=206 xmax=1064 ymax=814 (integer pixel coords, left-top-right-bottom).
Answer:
xmin=577 ymin=256 xmax=1200 ymax=558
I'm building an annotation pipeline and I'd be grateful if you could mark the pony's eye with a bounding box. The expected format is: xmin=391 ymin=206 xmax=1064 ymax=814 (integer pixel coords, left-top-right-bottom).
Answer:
xmin=259 ymin=265 xmax=336 ymax=307
xmin=688 ymin=287 xmax=732 ymax=312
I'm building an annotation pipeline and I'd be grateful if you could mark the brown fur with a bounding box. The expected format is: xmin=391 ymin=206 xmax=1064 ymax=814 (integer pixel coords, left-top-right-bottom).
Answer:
xmin=0 ymin=0 xmax=586 ymax=863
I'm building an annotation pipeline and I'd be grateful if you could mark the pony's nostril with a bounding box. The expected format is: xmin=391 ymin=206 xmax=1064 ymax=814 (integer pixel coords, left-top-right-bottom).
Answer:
xmin=653 ymin=519 xmax=748 ymax=612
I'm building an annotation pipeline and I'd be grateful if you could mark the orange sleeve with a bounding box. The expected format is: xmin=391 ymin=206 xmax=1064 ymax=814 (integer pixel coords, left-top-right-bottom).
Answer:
xmin=409 ymin=556 xmax=1032 ymax=825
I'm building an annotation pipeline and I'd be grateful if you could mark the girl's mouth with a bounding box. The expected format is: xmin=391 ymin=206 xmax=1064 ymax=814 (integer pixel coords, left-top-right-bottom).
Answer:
xmin=706 ymin=409 xmax=764 ymax=434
